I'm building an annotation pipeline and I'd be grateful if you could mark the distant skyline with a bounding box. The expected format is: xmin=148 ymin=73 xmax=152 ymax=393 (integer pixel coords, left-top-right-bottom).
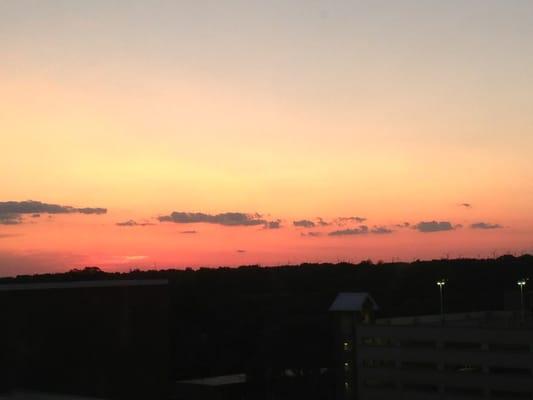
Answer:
xmin=1 ymin=1 xmax=533 ymax=276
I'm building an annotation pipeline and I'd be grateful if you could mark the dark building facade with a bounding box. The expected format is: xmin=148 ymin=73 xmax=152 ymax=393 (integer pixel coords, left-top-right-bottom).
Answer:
xmin=0 ymin=280 xmax=170 ymax=400
xmin=331 ymin=292 xmax=533 ymax=400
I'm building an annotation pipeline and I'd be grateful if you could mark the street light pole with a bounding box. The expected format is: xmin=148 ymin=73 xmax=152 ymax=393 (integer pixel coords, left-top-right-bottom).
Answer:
xmin=437 ymin=279 xmax=446 ymax=322
xmin=517 ymin=279 xmax=527 ymax=322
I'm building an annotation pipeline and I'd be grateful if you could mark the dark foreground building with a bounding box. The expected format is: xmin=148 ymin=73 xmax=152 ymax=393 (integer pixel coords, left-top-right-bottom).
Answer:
xmin=8 ymin=279 xmax=532 ymax=400
xmin=331 ymin=292 xmax=533 ymax=400
xmin=0 ymin=280 xmax=170 ymax=400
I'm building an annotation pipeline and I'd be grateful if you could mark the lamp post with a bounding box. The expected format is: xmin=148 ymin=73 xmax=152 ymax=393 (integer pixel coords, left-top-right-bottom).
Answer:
xmin=517 ymin=279 xmax=527 ymax=322
xmin=437 ymin=279 xmax=446 ymax=321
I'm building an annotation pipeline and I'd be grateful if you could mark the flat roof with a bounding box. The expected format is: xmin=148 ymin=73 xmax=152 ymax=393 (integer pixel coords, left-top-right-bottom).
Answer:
xmin=177 ymin=374 xmax=247 ymax=386
xmin=0 ymin=279 xmax=168 ymax=292
xmin=0 ymin=391 xmax=106 ymax=400
xmin=375 ymin=310 xmax=530 ymax=328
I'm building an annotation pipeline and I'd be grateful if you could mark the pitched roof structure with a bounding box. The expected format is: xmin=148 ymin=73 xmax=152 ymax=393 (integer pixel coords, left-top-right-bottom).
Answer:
xmin=329 ymin=292 xmax=378 ymax=312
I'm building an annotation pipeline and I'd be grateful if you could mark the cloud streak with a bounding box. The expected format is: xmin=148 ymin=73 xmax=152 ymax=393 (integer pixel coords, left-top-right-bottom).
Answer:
xmin=116 ymin=220 xmax=154 ymax=227
xmin=76 ymin=208 xmax=107 ymax=215
xmin=293 ymin=219 xmax=315 ymax=228
xmin=158 ymin=211 xmax=266 ymax=226
xmin=396 ymin=222 xmax=410 ymax=228
xmin=0 ymin=200 xmax=107 ymax=224
xmin=329 ymin=226 xmax=369 ymax=236
xmin=0 ymin=214 xmax=22 ymax=225
xmin=471 ymin=222 xmax=503 ymax=230
xmin=328 ymin=225 xmax=394 ymax=236
xmin=301 ymin=231 xmax=323 ymax=237
xmin=414 ymin=221 xmax=455 ymax=233
xmin=335 ymin=216 xmax=367 ymax=225
xmin=265 ymin=220 xmax=282 ymax=229
xmin=371 ymin=226 xmax=394 ymax=234
xmin=294 ymin=216 xmax=368 ymax=229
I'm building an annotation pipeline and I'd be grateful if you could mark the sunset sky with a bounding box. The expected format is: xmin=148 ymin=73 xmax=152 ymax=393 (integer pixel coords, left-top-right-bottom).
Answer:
xmin=1 ymin=1 xmax=533 ymax=276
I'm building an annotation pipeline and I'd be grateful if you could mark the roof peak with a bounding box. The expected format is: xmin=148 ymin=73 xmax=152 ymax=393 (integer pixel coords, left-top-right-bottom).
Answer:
xmin=329 ymin=292 xmax=378 ymax=312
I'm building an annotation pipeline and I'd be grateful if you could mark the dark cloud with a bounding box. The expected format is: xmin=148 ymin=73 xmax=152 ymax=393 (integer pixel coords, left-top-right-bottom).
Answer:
xmin=293 ymin=217 xmax=331 ymax=228
xmin=371 ymin=226 xmax=394 ymax=234
xmin=293 ymin=219 xmax=316 ymax=228
xmin=236 ymin=249 xmax=246 ymax=253
xmin=0 ymin=200 xmax=107 ymax=224
xmin=265 ymin=220 xmax=282 ymax=229
xmin=116 ymin=220 xmax=154 ymax=227
xmin=316 ymin=218 xmax=330 ymax=226
xmin=158 ymin=211 xmax=265 ymax=226
xmin=460 ymin=203 xmax=472 ymax=208
xmin=396 ymin=222 xmax=410 ymax=228
xmin=76 ymin=208 xmax=107 ymax=215
xmin=0 ymin=201 xmax=71 ymax=215
xmin=32 ymin=214 xmax=40 ymax=218
xmin=414 ymin=221 xmax=455 ymax=233
xmin=471 ymin=222 xmax=503 ymax=230
xmin=301 ymin=231 xmax=323 ymax=237
xmin=328 ymin=225 xmax=393 ymax=236
xmin=0 ymin=214 xmax=22 ymax=225
xmin=116 ymin=220 xmax=138 ymax=227
xmin=180 ymin=230 xmax=197 ymax=234
xmin=334 ymin=216 xmax=367 ymax=226
xmin=329 ymin=225 xmax=369 ymax=236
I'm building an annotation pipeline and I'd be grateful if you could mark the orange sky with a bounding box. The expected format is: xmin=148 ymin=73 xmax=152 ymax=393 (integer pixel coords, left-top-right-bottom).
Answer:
xmin=1 ymin=1 xmax=532 ymax=276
